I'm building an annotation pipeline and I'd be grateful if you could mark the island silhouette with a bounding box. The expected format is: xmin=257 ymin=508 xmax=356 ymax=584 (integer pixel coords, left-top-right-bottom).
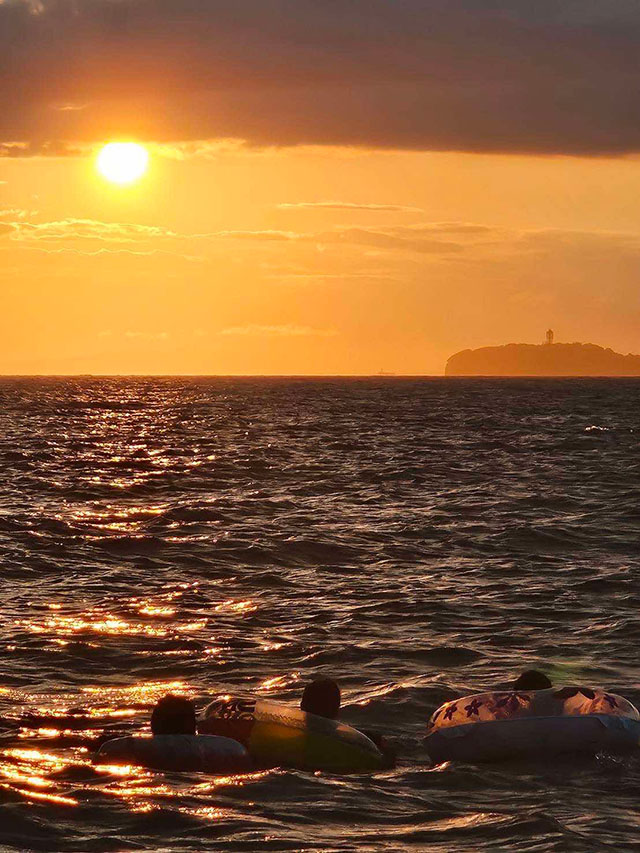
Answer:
xmin=446 ymin=333 xmax=640 ymax=376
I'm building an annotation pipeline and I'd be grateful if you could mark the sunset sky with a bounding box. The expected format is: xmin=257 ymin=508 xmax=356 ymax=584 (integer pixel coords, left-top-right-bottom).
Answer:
xmin=1 ymin=0 xmax=639 ymax=375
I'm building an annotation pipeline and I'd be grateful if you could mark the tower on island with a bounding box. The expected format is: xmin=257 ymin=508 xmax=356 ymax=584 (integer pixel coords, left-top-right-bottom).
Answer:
xmin=545 ymin=328 xmax=554 ymax=346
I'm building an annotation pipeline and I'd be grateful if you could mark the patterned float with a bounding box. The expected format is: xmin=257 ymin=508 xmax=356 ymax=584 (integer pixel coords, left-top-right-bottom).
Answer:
xmin=425 ymin=687 xmax=640 ymax=763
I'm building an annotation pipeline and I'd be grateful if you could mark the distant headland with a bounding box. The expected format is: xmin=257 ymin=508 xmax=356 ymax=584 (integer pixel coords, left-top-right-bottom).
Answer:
xmin=446 ymin=331 xmax=640 ymax=376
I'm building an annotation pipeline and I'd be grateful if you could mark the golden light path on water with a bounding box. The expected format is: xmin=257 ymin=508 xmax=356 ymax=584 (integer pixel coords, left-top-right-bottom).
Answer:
xmin=1 ymin=562 xmax=295 ymax=822
xmin=0 ymin=666 xmax=275 ymax=817
xmin=0 ymin=517 xmax=272 ymax=819
xmin=0 ymin=734 xmax=270 ymax=815
xmin=15 ymin=580 xmax=252 ymax=642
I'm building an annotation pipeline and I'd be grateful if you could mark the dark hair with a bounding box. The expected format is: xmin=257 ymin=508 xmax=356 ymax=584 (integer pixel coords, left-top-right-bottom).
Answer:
xmin=300 ymin=678 xmax=341 ymax=719
xmin=513 ymin=670 xmax=552 ymax=691
xmin=150 ymin=694 xmax=196 ymax=735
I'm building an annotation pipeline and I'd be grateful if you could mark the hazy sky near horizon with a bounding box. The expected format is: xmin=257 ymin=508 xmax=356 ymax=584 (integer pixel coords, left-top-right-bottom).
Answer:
xmin=1 ymin=0 xmax=639 ymax=374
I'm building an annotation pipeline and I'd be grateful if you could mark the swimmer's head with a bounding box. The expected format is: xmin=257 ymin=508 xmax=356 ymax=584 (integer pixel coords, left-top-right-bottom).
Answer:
xmin=300 ymin=678 xmax=341 ymax=719
xmin=151 ymin=694 xmax=196 ymax=735
xmin=513 ymin=670 xmax=552 ymax=691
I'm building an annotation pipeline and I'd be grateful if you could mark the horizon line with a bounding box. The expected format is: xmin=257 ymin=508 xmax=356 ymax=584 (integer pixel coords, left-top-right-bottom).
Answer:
xmin=0 ymin=372 xmax=440 ymax=379
xmin=1 ymin=373 xmax=640 ymax=380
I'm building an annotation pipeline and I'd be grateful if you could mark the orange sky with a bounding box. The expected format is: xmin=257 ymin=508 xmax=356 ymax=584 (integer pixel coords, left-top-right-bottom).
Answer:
xmin=1 ymin=2 xmax=639 ymax=375
xmin=1 ymin=146 xmax=639 ymax=375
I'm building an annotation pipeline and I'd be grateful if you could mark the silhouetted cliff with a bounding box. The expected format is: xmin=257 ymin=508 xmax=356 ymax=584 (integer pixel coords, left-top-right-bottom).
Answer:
xmin=445 ymin=343 xmax=640 ymax=376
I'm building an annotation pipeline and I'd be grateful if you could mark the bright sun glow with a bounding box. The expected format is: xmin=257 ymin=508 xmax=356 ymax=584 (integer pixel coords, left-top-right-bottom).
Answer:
xmin=96 ymin=142 xmax=149 ymax=185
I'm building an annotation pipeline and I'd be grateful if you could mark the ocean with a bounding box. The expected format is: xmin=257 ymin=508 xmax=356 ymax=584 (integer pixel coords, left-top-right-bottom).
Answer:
xmin=0 ymin=377 xmax=639 ymax=852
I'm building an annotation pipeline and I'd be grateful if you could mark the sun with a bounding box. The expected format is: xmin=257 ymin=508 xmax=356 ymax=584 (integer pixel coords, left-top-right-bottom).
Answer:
xmin=96 ymin=142 xmax=149 ymax=185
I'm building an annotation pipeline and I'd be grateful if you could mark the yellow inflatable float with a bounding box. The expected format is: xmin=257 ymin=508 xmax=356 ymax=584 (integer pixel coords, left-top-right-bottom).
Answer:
xmin=199 ymin=695 xmax=385 ymax=773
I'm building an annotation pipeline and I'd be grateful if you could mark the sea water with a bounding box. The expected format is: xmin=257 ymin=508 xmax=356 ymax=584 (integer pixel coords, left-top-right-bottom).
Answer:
xmin=0 ymin=377 xmax=639 ymax=851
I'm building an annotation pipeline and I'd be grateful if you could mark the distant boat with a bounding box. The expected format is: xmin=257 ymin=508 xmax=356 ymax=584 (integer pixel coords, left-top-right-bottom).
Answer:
xmin=377 ymin=369 xmax=396 ymax=376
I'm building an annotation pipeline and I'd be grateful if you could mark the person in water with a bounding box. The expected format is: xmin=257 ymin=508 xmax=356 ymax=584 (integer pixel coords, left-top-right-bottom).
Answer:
xmin=150 ymin=694 xmax=197 ymax=735
xmin=512 ymin=670 xmax=552 ymax=690
xmin=300 ymin=678 xmax=395 ymax=765
xmin=96 ymin=693 xmax=251 ymax=772
xmin=300 ymin=678 xmax=341 ymax=719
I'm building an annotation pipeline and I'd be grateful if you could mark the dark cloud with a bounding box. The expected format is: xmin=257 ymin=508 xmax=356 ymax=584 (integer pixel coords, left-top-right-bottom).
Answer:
xmin=1 ymin=1 xmax=639 ymax=155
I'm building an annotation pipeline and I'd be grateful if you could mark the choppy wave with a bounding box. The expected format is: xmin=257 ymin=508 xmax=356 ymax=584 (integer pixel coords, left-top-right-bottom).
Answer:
xmin=0 ymin=377 xmax=639 ymax=851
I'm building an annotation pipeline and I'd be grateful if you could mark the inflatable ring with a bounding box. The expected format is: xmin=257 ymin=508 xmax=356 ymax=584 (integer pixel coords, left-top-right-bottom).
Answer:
xmin=96 ymin=733 xmax=251 ymax=773
xmin=425 ymin=686 xmax=640 ymax=763
xmin=199 ymin=695 xmax=385 ymax=773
